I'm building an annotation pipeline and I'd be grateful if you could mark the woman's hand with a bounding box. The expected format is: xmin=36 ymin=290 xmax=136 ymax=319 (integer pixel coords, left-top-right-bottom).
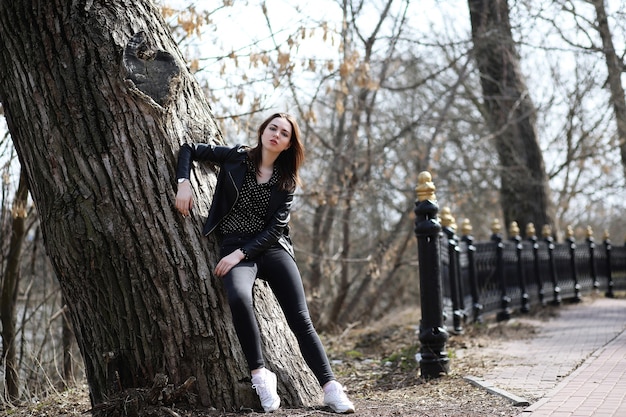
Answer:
xmin=175 ymin=181 xmax=193 ymax=216
xmin=215 ymin=249 xmax=246 ymax=277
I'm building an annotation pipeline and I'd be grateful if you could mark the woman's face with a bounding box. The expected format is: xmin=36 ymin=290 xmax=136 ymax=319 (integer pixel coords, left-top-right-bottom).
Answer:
xmin=261 ymin=117 xmax=292 ymax=154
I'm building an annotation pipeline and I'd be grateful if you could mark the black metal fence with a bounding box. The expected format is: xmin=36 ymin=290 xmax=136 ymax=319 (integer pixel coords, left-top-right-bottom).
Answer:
xmin=413 ymin=172 xmax=626 ymax=379
xmin=439 ymin=219 xmax=626 ymax=332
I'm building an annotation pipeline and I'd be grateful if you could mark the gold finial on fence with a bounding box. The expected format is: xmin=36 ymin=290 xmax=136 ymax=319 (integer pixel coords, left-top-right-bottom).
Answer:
xmin=440 ymin=207 xmax=456 ymax=230
xmin=566 ymin=225 xmax=574 ymax=238
xmin=491 ymin=218 xmax=501 ymax=234
xmin=603 ymin=229 xmax=610 ymax=240
xmin=509 ymin=221 xmax=520 ymax=237
xmin=586 ymin=225 xmax=594 ymax=238
xmin=526 ymin=223 xmax=536 ymax=238
xmin=462 ymin=218 xmax=472 ymax=236
xmin=542 ymin=224 xmax=552 ymax=238
xmin=416 ymin=171 xmax=436 ymax=202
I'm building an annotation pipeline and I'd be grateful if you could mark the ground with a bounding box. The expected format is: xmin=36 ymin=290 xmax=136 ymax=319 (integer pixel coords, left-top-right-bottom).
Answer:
xmin=2 ymin=307 xmax=543 ymax=417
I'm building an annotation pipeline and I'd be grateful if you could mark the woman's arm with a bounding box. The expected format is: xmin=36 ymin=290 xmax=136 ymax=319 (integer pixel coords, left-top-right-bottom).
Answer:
xmin=174 ymin=144 xmax=240 ymax=216
xmin=175 ymin=181 xmax=193 ymax=216
xmin=240 ymin=191 xmax=293 ymax=259
xmin=176 ymin=143 xmax=239 ymax=180
xmin=214 ymin=196 xmax=292 ymax=277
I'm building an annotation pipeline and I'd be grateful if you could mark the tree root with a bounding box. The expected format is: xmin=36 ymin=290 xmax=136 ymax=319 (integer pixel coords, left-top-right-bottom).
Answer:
xmin=90 ymin=374 xmax=197 ymax=417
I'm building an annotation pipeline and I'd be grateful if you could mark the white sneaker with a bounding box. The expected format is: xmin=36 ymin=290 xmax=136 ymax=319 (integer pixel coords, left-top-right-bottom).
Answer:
xmin=323 ymin=380 xmax=355 ymax=414
xmin=251 ymin=368 xmax=280 ymax=412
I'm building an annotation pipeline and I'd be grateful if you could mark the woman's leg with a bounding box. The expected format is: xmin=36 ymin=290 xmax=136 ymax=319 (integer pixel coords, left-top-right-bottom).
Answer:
xmin=222 ymin=261 xmax=266 ymax=371
xmin=259 ymin=246 xmax=335 ymax=386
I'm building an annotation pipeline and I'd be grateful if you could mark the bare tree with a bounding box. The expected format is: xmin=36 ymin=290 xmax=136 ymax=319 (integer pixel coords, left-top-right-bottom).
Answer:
xmin=1 ymin=170 xmax=28 ymax=401
xmin=588 ymin=0 xmax=626 ymax=180
xmin=282 ymin=0 xmax=425 ymax=328
xmin=264 ymin=0 xmax=487 ymax=327
xmin=468 ymin=0 xmax=553 ymax=233
xmin=525 ymin=0 xmax=626 ymax=236
xmin=0 ymin=0 xmax=318 ymax=409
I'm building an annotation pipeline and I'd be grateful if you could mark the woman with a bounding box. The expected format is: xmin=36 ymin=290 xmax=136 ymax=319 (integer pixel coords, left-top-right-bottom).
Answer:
xmin=175 ymin=113 xmax=355 ymax=414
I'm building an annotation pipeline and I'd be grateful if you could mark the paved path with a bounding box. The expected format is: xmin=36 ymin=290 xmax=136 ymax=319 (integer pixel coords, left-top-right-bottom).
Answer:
xmin=468 ymin=296 xmax=626 ymax=417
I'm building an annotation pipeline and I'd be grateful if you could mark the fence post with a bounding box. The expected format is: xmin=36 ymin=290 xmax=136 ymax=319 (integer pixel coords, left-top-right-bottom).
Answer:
xmin=462 ymin=219 xmax=483 ymax=323
xmin=510 ymin=222 xmax=530 ymax=313
xmin=542 ymin=225 xmax=562 ymax=306
xmin=526 ymin=223 xmax=545 ymax=306
xmin=441 ymin=207 xmax=464 ymax=334
xmin=604 ymin=230 xmax=615 ymax=298
xmin=586 ymin=226 xmax=599 ymax=290
xmin=566 ymin=225 xmax=582 ymax=302
xmin=492 ymin=219 xmax=511 ymax=321
xmin=414 ymin=171 xmax=449 ymax=378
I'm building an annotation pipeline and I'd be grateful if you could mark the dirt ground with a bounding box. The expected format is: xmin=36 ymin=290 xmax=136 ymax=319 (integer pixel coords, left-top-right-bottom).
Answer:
xmin=2 ymin=307 xmax=543 ymax=417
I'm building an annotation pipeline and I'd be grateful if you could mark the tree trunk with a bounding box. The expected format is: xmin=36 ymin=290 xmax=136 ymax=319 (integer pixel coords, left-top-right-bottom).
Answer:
xmin=0 ymin=0 xmax=317 ymax=409
xmin=61 ymin=302 xmax=74 ymax=386
xmin=590 ymin=0 xmax=626 ymax=181
xmin=1 ymin=169 xmax=28 ymax=402
xmin=468 ymin=0 xmax=553 ymax=232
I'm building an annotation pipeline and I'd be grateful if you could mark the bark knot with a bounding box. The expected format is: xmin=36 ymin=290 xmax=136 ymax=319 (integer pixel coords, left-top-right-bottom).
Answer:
xmin=123 ymin=31 xmax=180 ymax=107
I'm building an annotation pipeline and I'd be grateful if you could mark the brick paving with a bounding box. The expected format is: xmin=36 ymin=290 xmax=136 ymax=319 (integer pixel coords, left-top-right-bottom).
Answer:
xmin=469 ymin=296 xmax=626 ymax=417
xmin=519 ymin=313 xmax=626 ymax=417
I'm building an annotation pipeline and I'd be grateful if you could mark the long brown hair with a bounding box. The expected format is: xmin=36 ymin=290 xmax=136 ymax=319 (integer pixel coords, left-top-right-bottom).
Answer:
xmin=248 ymin=113 xmax=304 ymax=191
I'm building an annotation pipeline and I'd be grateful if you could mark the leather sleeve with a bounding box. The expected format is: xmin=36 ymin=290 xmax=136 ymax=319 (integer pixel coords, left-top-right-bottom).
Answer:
xmin=240 ymin=191 xmax=293 ymax=259
xmin=176 ymin=143 xmax=240 ymax=180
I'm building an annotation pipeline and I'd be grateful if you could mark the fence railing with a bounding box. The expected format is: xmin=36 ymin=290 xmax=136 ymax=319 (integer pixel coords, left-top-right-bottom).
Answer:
xmin=413 ymin=171 xmax=626 ymax=378
xmin=440 ymin=214 xmax=625 ymax=332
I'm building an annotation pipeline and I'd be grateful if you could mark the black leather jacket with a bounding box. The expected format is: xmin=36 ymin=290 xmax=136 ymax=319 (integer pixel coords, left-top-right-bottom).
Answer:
xmin=176 ymin=143 xmax=295 ymax=259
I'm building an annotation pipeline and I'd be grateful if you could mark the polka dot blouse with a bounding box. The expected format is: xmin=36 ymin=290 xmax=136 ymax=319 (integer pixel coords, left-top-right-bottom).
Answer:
xmin=218 ymin=157 xmax=279 ymax=237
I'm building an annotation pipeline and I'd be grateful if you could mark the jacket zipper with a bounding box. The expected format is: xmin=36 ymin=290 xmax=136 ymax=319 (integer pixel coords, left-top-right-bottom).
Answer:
xmin=204 ymin=170 xmax=240 ymax=236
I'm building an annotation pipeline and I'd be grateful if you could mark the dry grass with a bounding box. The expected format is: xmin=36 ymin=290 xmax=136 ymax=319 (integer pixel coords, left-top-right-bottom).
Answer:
xmin=2 ymin=307 xmax=544 ymax=417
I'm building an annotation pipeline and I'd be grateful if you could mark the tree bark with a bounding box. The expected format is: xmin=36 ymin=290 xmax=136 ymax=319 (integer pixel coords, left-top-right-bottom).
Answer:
xmin=468 ymin=0 xmax=553 ymax=232
xmin=0 ymin=0 xmax=317 ymax=409
xmin=590 ymin=0 xmax=626 ymax=181
xmin=61 ymin=302 xmax=74 ymax=386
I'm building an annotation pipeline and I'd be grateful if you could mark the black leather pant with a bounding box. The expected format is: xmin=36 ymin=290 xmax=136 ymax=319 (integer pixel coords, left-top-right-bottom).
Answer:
xmin=220 ymin=236 xmax=334 ymax=386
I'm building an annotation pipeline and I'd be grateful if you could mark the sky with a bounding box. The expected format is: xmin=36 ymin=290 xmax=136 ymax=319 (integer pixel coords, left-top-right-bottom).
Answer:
xmin=155 ymin=0 xmax=626 ymax=230
xmin=2 ymin=0 xmax=625 ymax=224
